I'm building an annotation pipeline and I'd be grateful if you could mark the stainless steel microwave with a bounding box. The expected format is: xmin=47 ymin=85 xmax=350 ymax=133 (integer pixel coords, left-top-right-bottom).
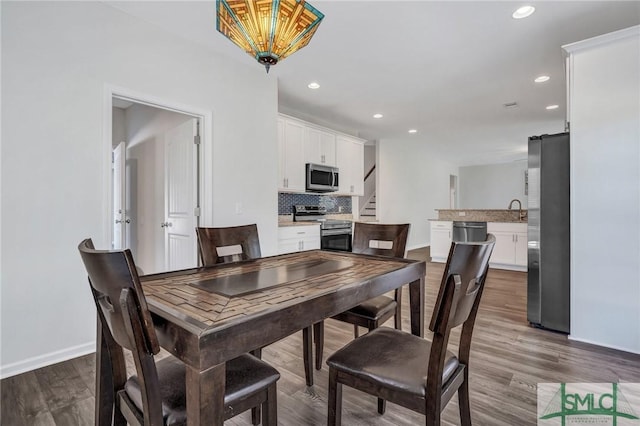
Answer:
xmin=306 ymin=163 xmax=339 ymax=192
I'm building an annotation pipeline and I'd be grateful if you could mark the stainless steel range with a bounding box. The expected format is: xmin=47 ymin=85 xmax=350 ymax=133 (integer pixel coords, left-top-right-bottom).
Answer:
xmin=293 ymin=205 xmax=352 ymax=252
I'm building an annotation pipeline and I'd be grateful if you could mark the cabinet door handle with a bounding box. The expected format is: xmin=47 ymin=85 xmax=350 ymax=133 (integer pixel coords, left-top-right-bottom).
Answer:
xmin=301 ymin=240 xmax=305 ymax=250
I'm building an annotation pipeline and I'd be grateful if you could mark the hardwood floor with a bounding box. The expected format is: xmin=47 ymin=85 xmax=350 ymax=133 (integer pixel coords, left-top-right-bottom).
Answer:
xmin=2 ymin=248 xmax=639 ymax=425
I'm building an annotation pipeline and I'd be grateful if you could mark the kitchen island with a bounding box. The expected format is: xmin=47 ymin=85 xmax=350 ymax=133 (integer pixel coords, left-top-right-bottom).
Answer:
xmin=433 ymin=208 xmax=527 ymax=223
xmin=430 ymin=209 xmax=528 ymax=271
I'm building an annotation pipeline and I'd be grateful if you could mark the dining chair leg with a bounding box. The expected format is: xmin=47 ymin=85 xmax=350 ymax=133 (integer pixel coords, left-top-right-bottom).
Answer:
xmin=394 ymin=286 xmax=403 ymax=331
xmin=394 ymin=305 xmax=402 ymax=330
xmin=377 ymin=398 xmax=386 ymax=415
xmin=250 ymin=348 xmax=263 ymax=359
xmin=302 ymin=326 xmax=314 ymax=386
xmin=458 ymin=373 xmax=472 ymax=426
xmin=353 ymin=324 xmax=359 ymax=338
xmin=262 ymin=383 xmax=278 ymax=426
xmin=251 ymin=407 xmax=260 ymax=425
xmin=313 ymin=322 xmax=324 ymax=370
xmin=328 ymin=368 xmax=342 ymax=426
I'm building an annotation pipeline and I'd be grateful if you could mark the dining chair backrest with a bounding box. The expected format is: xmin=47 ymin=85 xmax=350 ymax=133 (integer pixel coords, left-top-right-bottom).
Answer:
xmin=78 ymin=238 xmax=164 ymax=424
xmin=196 ymin=224 xmax=261 ymax=266
xmin=78 ymin=238 xmax=159 ymax=354
xmin=352 ymin=222 xmax=410 ymax=258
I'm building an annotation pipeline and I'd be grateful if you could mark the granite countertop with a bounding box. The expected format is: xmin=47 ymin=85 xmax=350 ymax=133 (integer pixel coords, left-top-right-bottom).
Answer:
xmin=278 ymin=214 xmax=353 ymax=227
xmin=278 ymin=221 xmax=320 ymax=227
xmin=431 ymin=209 xmax=528 ymax=223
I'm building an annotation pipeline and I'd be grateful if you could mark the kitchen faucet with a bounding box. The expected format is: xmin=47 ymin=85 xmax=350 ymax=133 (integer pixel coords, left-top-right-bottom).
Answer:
xmin=508 ymin=199 xmax=526 ymax=221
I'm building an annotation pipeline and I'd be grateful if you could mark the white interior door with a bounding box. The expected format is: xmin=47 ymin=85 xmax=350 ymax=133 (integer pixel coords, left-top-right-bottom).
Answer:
xmin=163 ymin=119 xmax=198 ymax=271
xmin=112 ymin=141 xmax=126 ymax=249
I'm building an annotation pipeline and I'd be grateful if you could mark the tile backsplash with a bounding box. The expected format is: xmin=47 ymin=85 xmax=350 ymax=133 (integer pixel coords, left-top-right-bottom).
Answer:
xmin=278 ymin=193 xmax=352 ymax=215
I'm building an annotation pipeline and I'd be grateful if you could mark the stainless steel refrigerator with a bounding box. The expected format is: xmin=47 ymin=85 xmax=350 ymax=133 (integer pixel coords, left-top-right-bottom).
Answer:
xmin=527 ymin=132 xmax=570 ymax=333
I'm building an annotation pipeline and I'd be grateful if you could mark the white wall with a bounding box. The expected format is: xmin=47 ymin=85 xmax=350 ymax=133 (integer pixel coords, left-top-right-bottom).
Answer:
xmin=364 ymin=144 xmax=376 ymax=173
xmin=112 ymin=107 xmax=126 ymax=147
xmin=459 ymin=160 xmax=528 ymax=209
xmin=1 ymin=2 xmax=278 ymax=377
xmin=359 ymin=144 xmax=377 ymax=211
xmin=565 ymin=26 xmax=640 ymax=354
xmin=377 ymin=138 xmax=458 ymax=250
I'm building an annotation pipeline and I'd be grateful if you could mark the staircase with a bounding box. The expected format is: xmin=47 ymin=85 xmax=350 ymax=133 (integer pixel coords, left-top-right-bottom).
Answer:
xmin=360 ymin=193 xmax=377 ymax=221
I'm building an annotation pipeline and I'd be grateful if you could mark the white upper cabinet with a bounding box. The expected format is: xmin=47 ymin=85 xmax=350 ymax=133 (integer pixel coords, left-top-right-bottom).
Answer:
xmin=278 ymin=117 xmax=305 ymax=192
xmin=305 ymin=126 xmax=336 ymax=166
xmin=278 ymin=114 xmax=365 ymax=195
xmin=336 ymin=135 xmax=364 ymax=196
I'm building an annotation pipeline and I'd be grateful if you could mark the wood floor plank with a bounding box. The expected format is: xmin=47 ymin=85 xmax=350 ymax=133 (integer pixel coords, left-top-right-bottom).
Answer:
xmin=33 ymin=359 xmax=93 ymax=412
xmin=50 ymin=396 xmax=94 ymax=426
xmin=2 ymin=248 xmax=640 ymax=425
xmin=0 ymin=371 xmax=56 ymax=426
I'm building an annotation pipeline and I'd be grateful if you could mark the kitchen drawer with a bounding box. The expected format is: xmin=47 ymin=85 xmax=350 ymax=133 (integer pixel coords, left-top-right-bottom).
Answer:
xmin=278 ymin=224 xmax=320 ymax=240
xmin=431 ymin=220 xmax=452 ymax=229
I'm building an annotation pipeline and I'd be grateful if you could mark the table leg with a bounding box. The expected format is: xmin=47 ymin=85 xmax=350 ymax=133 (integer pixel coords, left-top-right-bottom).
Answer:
xmin=409 ymin=277 xmax=425 ymax=337
xmin=186 ymin=362 xmax=225 ymax=426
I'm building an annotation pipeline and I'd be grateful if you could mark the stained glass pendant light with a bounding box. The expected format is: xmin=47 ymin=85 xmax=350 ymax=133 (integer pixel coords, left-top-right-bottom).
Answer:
xmin=216 ymin=0 xmax=324 ymax=73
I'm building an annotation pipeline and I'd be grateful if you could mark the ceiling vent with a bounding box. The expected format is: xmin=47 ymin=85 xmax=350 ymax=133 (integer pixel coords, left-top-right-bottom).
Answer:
xmin=503 ymin=102 xmax=519 ymax=109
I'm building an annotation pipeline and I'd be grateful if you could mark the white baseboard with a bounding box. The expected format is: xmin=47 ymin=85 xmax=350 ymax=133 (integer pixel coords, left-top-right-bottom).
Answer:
xmin=489 ymin=262 xmax=527 ymax=272
xmin=568 ymin=336 xmax=640 ymax=355
xmin=0 ymin=341 xmax=96 ymax=379
xmin=407 ymin=243 xmax=428 ymax=252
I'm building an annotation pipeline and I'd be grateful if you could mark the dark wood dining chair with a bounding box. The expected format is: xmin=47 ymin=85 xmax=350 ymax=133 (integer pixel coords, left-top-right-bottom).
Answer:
xmin=326 ymin=234 xmax=495 ymax=426
xmin=195 ymin=224 xmax=262 ymax=265
xmin=196 ymin=224 xmax=317 ymax=388
xmin=78 ymin=238 xmax=279 ymax=426
xmin=313 ymin=222 xmax=410 ymax=371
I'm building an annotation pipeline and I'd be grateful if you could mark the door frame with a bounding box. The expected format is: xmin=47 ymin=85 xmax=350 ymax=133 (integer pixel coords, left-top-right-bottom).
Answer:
xmin=102 ymin=84 xmax=213 ymax=252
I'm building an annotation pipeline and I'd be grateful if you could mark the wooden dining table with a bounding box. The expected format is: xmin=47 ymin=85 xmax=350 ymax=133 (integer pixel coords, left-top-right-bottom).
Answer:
xmin=95 ymin=249 xmax=426 ymax=426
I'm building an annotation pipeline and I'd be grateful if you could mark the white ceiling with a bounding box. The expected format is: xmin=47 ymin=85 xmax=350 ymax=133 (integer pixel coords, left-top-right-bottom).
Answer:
xmin=106 ymin=1 xmax=640 ymax=166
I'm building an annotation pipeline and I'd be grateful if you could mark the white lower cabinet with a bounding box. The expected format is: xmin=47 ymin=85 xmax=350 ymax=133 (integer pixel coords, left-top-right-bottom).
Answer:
xmin=277 ymin=225 xmax=321 ymax=254
xmin=430 ymin=221 xmax=452 ymax=262
xmin=487 ymin=222 xmax=527 ymax=271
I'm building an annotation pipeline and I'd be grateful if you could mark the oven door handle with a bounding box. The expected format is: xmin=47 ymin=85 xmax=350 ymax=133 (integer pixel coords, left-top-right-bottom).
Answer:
xmin=322 ymin=229 xmax=352 ymax=236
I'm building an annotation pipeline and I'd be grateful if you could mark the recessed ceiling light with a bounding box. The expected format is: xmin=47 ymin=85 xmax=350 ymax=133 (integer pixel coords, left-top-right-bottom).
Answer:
xmin=546 ymin=104 xmax=559 ymax=110
xmin=512 ymin=5 xmax=535 ymax=19
xmin=373 ymin=113 xmax=383 ymax=119
xmin=535 ymin=75 xmax=550 ymax=83
xmin=408 ymin=129 xmax=418 ymax=134
xmin=307 ymin=82 xmax=320 ymax=89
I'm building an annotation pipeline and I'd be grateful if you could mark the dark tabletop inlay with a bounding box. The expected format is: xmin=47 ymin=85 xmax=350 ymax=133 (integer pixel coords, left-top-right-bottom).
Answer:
xmin=189 ymin=259 xmax=355 ymax=297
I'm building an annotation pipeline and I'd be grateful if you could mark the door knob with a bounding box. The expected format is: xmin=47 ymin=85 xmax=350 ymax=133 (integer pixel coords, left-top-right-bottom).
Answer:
xmin=161 ymin=222 xmax=172 ymax=228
